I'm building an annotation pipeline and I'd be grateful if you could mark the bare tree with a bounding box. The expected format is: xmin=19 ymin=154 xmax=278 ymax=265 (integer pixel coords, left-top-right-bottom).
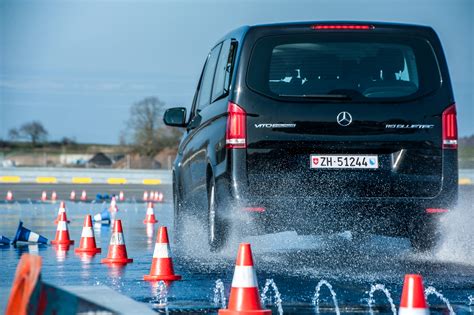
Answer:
xmin=8 ymin=128 xmax=20 ymax=140
xmin=19 ymin=121 xmax=48 ymax=146
xmin=127 ymin=97 xmax=166 ymax=156
xmin=126 ymin=97 xmax=182 ymax=156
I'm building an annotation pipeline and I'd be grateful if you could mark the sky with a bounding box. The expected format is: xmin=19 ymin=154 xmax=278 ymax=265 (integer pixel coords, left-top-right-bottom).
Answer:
xmin=0 ymin=0 xmax=473 ymax=144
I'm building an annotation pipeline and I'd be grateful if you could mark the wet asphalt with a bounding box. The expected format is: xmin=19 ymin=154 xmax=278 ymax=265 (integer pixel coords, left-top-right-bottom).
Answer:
xmin=0 ymin=185 xmax=473 ymax=314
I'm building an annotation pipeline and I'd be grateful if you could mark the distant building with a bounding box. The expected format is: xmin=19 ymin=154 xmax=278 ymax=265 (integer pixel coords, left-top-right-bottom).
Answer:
xmin=87 ymin=152 xmax=113 ymax=168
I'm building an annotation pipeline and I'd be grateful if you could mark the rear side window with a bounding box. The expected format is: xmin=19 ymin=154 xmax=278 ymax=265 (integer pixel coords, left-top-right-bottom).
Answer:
xmin=197 ymin=43 xmax=222 ymax=109
xmin=247 ymin=33 xmax=441 ymax=101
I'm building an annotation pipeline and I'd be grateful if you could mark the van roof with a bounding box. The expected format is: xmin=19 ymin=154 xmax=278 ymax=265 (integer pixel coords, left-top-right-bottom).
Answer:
xmin=217 ymin=21 xmax=434 ymax=44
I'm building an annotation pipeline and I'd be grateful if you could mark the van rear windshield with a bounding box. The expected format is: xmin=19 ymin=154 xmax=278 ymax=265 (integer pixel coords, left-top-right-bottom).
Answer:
xmin=247 ymin=33 xmax=441 ymax=101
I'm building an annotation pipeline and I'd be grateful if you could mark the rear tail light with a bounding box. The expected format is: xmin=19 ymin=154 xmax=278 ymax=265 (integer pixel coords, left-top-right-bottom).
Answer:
xmin=242 ymin=207 xmax=266 ymax=212
xmin=226 ymin=102 xmax=246 ymax=149
xmin=311 ymin=24 xmax=374 ymax=30
xmin=426 ymin=208 xmax=449 ymax=214
xmin=442 ymin=104 xmax=458 ymax=149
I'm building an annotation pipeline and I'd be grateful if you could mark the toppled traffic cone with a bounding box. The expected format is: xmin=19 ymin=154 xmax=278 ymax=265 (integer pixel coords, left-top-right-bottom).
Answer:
xmin=119 ymin=191 xmax=125 ymax=201
xmin=41 ymin=191 xmax=47 ymax=202
xmin=399 ymin=274 xmax=429 ymax=315
xmin=75 ymin=215 xmax=101 ymax=254
xmin=143 ymin=202 xmax=158 ymax=224
xmin=51 ymin=191 xmax=57 ymax=202
xmin=219 ymin=243 xmax=271 ymax=315
xmin=70 ymin=190 xmax=76 ymax=201
xmin=1 ymin=235 xmax=11 ymax=245
xmin=143 ymin=191 xmax=149 ymax=202
xmin=144 ymin=226 xmax=181 ymax=282
xmin=51 ymin=212 xmax=74 ymax=245
xmin=54 ymin=201 xmax=70 ymax=224
xmin=5 ymin=190 xmax=13 ymax=202
xmin=12 ymin=221 xmax=48 ymax=244
xmin=93 ymin=209 xmax=111 ymax=223
xmin=80 ymin=190 xmax=87 ymax=201
xmin=101 ymin=220 xmax=133 ymax=264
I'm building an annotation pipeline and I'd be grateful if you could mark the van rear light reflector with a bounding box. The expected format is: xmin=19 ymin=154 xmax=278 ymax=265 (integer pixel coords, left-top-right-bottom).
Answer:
xmin=426 ymin=208 xmax=449 ymax=214
xmin=243 ymin=207 xmax=265 ymax=212
xmin=311 ymin=24 xmax=374 ymax=30
xmin=442 ymin=104 xmax=458 ymax=149
xmin=226 ymin=102 xmax=247 ymax=149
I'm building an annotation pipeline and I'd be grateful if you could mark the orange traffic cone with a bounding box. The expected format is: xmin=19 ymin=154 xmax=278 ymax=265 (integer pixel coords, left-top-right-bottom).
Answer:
xmin=75 ymin=215 xmax=101 ymax=254
xmin=51 ymin=212 xmax=74 ymax=245
xmin=51 ymin=191 xmax=57 ymax=202
xmin=80 ymin=190 xmax=87 ymax=201
xmin=5 ymin=191 xmax=13 ymax=201
xmin=143 ymin=202 xmax=158 ymax=224
xmin=144 ymin=226 xmax=181 ymax=282
xmin=399 ymin=274 xmax=429 ymax=315
xmin=54 ymin=201 xmax=70 ymax=224
xmin=119 ymin=191 xmax=125 ymax=201
xmin=109 ymin=196 xmax=118 ymax=212
xmin=219 ymin=243 xmax=271 ymax=315
xmin=101 ymin=220 xmax=133 ymax=264
xmin=41 ymin=191 xmax=47 ymax=202
xmin=143 ymin=191 xmax=149 ymax=202
xmin=70 ymin=190 xmax=76 ymax=201
xmin=157 ymin=192 xmax=164 ymax=203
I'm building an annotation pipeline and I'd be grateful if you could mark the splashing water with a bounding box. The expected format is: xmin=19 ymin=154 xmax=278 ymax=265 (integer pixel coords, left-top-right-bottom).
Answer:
xmin=260 ymin=279 xmax=284 ymax=315
xmin=367 ymin=284 xmax=397 ymax=315
xmin=469 ymin=295 xmax=474 ymax=305
xmin=425 ymin=286 xmax=455 ymax=315
xmin=312 ymin=280 xmax=340 ymax=315
xmin=212 ymin=279 xmax=226 ymax=308
xmin=151 ymin=281 xmax=169 ymax=308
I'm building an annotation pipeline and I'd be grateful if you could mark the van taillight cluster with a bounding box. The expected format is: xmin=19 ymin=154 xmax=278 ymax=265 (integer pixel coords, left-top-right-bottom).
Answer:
xmin=226 ymin=102 xmax=247 ymax=149
xmin=442 ymin=104 xmax=458 ymax=149
xmin=311 ymin=24 xmax=374 ymax=30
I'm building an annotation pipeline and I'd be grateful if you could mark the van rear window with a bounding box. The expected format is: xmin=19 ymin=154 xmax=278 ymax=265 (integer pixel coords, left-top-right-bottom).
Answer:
xmin=247 ymin=33 xmax=441 ymax=101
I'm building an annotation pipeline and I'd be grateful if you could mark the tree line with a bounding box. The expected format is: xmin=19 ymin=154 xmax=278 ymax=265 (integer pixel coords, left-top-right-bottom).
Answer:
xmin=4 ymin=96 xmax=182 ymax=156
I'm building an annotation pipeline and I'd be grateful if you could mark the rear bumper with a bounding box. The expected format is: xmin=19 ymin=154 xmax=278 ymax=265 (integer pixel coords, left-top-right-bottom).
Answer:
xmin=220 ymin=149 xmax=458 ymax=236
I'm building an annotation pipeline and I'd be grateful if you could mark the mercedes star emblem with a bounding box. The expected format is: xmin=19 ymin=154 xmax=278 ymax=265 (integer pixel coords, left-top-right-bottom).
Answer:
xmin=337 ymin=111 xmax=352 ymax=127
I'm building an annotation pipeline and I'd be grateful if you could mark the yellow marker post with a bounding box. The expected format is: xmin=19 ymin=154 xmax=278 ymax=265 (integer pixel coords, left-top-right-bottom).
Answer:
xmin=36 ymin=177 xmax=57 ymax=184
xmin=107 ymin=178 xmax=127 ymax=185
xmin=142 ymin=179 xmax=161 ymax=185
xmin=72 ymin=177 xmax=92 ymax=184
xmin=0 ymin=176 xmax=21 ymax=183
xmin=459 ymin=178 xmax=472 ymax=185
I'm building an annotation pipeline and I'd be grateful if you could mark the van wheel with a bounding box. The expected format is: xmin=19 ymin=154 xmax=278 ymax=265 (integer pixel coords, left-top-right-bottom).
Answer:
xmin=208 ymin=176 xmax=227 ymax=252
xmin=408 ymin=216 xmax=440 ymax=252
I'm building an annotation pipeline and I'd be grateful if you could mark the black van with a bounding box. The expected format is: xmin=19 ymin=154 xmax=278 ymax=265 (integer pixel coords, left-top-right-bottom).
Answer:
xmin=164 ymin=22 xmax=458 ymax=252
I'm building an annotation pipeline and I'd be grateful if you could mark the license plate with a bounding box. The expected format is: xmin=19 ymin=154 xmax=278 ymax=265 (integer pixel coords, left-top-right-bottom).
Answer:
xmin=310 ymin=155 xmax=379 ymax=169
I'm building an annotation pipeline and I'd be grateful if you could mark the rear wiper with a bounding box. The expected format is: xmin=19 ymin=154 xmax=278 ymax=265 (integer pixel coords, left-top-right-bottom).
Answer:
xmin=279 ymin=94 xmax=352 ymax=100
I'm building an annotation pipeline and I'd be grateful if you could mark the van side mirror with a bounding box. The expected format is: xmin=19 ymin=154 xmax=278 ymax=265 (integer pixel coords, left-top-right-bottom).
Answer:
xmin=163 ymin=107 xmax=187 ymax=127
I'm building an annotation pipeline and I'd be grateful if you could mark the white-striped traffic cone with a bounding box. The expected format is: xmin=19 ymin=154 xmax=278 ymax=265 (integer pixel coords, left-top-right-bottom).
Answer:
xmin=143 ymin=226 xmax=181 ymax=282
xmin=143 ymin=202 xmax=158 ymax=224
xmin=101 ymin=220 xmax=133 ymax=264
xmin=51 ymin=212 xmax=74 ymax=245
xmin=5 ymin=191 xmax=13 ymax=202
xmin=80 ymin=190 xmax=87 ymax=201
xmin=399 ymin=274 xmax=429 ymax=315
xmin=219 ymin=243 xmax=271 ymax=315
xmin=70 ymin=190 xmax=76 ymax=201
xmin=54 ymin=201 xmax=70 ymax=224
xmin=75 ymin=215 xmax=101 ymax=254
xmin=143 ymin=191 xmax=149 ymax=202
xmin=119 ymin=191 xmax=125 ymax=201
xmin=41 ymin=191 xmax=47 ymax=202
xmin=51 ymin=191 xmax=57 ymax=202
